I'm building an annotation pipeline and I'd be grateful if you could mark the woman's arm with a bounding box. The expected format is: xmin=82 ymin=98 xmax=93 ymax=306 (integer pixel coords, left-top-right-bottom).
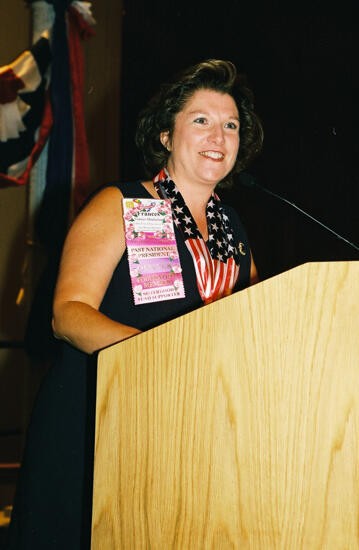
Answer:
xmin=52 ymin=186 xmax=141 ymax=354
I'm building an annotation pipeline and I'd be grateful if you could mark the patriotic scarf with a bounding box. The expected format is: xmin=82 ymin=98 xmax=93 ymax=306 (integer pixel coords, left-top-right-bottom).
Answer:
xmin=153 ymin=168 xmax=241 ymax=304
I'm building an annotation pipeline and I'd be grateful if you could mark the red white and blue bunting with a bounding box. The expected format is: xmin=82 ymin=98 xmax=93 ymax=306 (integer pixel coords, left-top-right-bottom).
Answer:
xmin=0 ymin=0 xmax=95 ymax=219
xmin=0 ymin=1 xmax=95 ymax=358
xmin=0 ymin=30 xmax=52 ymax=183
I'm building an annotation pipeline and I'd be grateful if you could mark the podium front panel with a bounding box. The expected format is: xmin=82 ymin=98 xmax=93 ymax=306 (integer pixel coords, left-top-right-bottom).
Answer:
xmin=91 ymin=262 xmax=359 ymax=549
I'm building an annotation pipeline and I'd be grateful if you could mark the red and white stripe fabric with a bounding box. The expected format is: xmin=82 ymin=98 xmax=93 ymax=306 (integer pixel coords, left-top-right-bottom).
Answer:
xmin=0 ymin=31 xmax=52 ymax=185
xmin=186 ymin=238 xmax=239 ymax=303
xmin=0 ymin=2 xmax=95 ymax=210
xmin=154 ymin=168 xmax=241 ymax=304
xmin=0 ymin=31 xmax=49 ymax=145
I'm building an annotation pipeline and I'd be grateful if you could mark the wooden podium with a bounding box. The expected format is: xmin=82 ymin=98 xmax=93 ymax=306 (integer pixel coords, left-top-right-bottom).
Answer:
xmin=91 ymin=262 xmax=359 ymax=549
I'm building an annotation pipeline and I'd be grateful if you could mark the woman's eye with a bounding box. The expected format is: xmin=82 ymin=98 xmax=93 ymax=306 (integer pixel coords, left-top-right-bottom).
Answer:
xmin=225 ymin=121 xmax=238 ymax=130
xmin=194 ymin=117 xmax=207 ymax=124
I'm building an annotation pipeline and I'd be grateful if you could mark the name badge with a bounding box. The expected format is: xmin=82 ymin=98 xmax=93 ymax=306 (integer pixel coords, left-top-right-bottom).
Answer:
xmin=123 ymin=198 xmax=185 ymax=305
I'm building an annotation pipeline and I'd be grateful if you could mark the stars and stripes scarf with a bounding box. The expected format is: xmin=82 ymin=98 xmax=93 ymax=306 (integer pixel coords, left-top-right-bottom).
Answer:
xmin=154 ymin=168 xmax=241 ymax=304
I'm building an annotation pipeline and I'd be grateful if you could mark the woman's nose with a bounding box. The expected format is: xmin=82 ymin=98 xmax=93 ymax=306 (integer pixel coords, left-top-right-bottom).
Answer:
xmin=209 ymin=124 xmax=225 ymax=144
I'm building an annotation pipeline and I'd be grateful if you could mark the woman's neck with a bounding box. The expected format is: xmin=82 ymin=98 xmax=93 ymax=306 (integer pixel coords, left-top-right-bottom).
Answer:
xmin=169 ymin=177 xmax=212 ymax=241
xmin=165 ymin=169 xmax=215 ymax=216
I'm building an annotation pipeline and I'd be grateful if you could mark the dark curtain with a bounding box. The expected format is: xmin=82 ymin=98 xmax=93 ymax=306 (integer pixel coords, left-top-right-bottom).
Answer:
xmin=119 ymin=0 xmax=358 ymax=280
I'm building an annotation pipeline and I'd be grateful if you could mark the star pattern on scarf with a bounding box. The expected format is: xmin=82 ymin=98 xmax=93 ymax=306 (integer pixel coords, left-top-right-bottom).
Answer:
xmin=154 ymin=171 xmax=241 ymax=264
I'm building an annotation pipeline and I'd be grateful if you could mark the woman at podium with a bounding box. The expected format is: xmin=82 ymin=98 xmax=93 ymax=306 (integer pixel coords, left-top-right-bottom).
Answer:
xmin=8 ymin=59 xmax=263 ymax=549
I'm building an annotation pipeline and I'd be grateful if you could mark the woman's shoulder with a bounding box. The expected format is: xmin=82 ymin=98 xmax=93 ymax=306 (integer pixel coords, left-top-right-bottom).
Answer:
xmin=70 ymin=180 xmax=156 ymax=236
xmin=107 ymin=180 xmax=149 ymax=197
xmin=87 ymin=180 xmax=152 ymax=203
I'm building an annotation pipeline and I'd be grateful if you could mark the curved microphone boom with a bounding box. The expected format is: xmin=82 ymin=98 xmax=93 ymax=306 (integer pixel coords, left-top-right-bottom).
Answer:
xmin=239 ymin=175 xmax=359 ymax=253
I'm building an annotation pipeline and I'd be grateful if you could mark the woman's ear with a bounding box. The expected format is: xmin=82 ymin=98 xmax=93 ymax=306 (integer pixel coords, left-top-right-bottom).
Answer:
xmin=160 ymin=131 xmax=172 ymax=151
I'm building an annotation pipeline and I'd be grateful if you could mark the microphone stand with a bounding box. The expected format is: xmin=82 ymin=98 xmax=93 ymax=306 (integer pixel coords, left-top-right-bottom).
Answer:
xmin=240 ymin=175 xmax=359 ymax=254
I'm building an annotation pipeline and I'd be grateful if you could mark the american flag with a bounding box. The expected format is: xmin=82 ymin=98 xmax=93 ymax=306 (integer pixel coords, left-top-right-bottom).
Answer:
xmin=154 ymin=169 xmax=242 ymax=304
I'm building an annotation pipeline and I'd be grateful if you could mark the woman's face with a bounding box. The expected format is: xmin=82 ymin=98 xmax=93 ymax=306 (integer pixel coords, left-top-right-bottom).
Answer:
xmin=161 ymin=88 xmax=240 ymax=189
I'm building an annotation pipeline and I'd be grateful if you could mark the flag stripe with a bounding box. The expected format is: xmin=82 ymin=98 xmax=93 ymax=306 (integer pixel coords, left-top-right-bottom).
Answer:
xmin=154 ymin=170 xmax=241 ymax=304
xmin=186 ymin=238 xmax=239 ymax=303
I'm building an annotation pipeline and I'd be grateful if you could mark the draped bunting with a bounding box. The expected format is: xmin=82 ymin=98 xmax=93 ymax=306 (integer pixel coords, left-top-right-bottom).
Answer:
xmin=0 ymin=0 xmax=95 ymax=224
xmin=0 ymin=32 xmax=52 ymax=182
xmin=38 ymin=0 xmax=75 ymax=251
xmin=0 ymin=0 xmax=95 ymax=359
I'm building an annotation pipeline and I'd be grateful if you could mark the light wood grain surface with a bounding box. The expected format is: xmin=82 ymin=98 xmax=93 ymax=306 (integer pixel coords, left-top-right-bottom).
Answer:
xmin=92 ymin=262 xmax=359 ymax=549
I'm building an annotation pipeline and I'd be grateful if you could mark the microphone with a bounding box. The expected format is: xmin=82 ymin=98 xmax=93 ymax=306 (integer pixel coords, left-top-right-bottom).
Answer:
xmin=239 ymin=174 xmax=359 ymax=253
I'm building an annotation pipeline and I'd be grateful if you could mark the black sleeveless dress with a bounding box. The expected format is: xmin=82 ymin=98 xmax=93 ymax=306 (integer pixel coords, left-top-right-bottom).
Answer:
xmin=8 ymin=182 xmax=252 ymax=549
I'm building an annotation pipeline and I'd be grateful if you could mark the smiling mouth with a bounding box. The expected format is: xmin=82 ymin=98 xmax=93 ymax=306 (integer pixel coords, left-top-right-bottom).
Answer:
xmin=199 ymin=151 xmax=224 ymax=161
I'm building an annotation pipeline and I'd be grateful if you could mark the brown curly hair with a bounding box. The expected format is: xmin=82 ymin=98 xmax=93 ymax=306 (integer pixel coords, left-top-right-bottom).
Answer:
xmin=135 ymin=59 xmax=263 ymax=186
